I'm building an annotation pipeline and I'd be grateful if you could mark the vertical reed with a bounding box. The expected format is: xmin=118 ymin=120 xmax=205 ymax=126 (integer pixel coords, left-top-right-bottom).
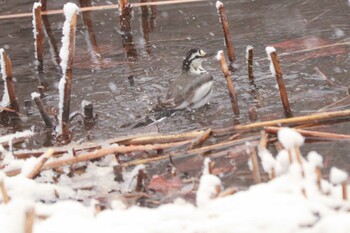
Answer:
xmin=216 ymin=50 xmax=240 ymax=115
xmin=216 ymin=1 xmax=235 ymax=66
xmin=33 ymin=3 xmax=44 ymax=71
xmin=0 ymin=49 xmax=20 ymax=113
xmin=31 ymin=92 xmax=53 ymax=128
xmin=266 ymin=47 xmax=292 ymax=118
xmin=58 ymin=3 xmax=79 ymax=141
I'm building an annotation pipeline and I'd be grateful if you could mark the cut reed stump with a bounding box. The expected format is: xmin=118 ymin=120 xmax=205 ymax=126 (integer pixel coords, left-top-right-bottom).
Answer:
xmin=0 ymin=49 xmax=20 ymax=113
xmin=32 ymin=3 xmax=44 ymax=71
xmin=58 ymin=3 xmax=79 ymax=142
xmin=246 ymin=45 xmax=254 ymax=82
xmin=216 ymin=1 xmax=235 ymax=67
xmin=31 ymin=92 xmax=53 ymax=128
xmin=216 ymin=50 xmax=240 ymax=116
xmin=266 ymin=46 xmax=292 ymax=118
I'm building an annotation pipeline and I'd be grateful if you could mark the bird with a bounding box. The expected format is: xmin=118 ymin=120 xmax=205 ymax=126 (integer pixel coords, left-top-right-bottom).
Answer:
xmin=124 ymin=48 xmax=213 ymax=129
xmin=157 ymin=48 xmax=214 ymax=110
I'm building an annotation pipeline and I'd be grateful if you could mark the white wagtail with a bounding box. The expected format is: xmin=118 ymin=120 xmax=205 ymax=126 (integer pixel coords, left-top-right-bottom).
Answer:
xmin=157 ymin=48 xmax=214 ymax=110
xmin=125 ymin=49 xmax=213 ymax=128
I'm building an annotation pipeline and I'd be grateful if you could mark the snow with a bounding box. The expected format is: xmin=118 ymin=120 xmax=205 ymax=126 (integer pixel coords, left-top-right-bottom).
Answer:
xmin=57 ymin=3 xmax=79 ymax=134
xmin=278 ymin=127 xmax=304 ymax=150
xmin=2 ymin=127 xmax=350 ymax=232
xmin=330 ymin=167 xmax=348 ymax=185
xmin=216 ymin=50 xmax=223 ymax=61
xmin=265 ymin=46 xmax=276 ymax=76
xmin=245 ymin=45 xmax=253 ymax=60
xmin=57 ymin=76 xmax=66 ymax=134
xmin=0 ymin=48 xmax=10 ymax=108
xmin=258 ymin=149 xmax=276 ymax=177
xmin=0 ymin=130 xmax=35 ymax=146
xmin=59 ymin=3 xmax=80 ymax=73
xmin=215 ymin=1 xmax=223 ymax=9
xmin=32 ymin=2 xmax=42 ymax=60
xmin=307 ymin=151 xmax=323 ymax=168
xmin=31 ymin=92 xmax=40 ymax=100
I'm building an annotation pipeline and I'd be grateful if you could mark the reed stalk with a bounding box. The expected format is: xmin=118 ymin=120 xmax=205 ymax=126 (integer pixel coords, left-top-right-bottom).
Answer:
xmin=33 ymin=3 xmax=44 ymax=71
xmin=217 ymin=51 xmax=239 ymax=115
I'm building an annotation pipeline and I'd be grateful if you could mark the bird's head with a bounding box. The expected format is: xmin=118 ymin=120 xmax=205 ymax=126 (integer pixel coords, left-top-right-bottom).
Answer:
xmin=182 ymin=48 xmax=207 ymax=73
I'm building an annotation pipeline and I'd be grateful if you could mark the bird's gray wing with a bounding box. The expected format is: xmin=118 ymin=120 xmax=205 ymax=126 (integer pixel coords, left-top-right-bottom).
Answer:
xmin=159 ymin=72 xmax=213 ymax=109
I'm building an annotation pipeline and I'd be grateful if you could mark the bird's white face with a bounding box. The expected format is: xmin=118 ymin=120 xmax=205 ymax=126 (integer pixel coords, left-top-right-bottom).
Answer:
xmin=188 ymin=49 xmax=207 ymax=74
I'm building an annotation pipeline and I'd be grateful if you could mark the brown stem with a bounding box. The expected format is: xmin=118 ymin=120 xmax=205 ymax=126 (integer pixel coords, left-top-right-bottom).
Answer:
xmin=32 ymin=95 xmax=53 ymax=128
xmin=247 ymin=46 xmax=254 ymax=81
xmin=217 ymin=51 xmax=239 ymax=115
xmin=27 ymin=148 xmax=55 ymax=179
xmin=0 ymin=179 xmax=10 ymax=203
xmin=316 ymin=167 xmax=322 ymax=192
xmin=1 ymin=50 xmax=20 ymax=113
xmin=227 ymin=109 xmax=350 ymax=131
xmin=249 ymin=146 xmax=261 ymax=183
xmin=40 ymin=0 xmax=47 ymax=11
xmin=24 ymin=207 xmax=35 ymax=233
xmin=135 ymin=169 xmax=145 ymax=192
xmin=265 ymin=126 xmax=350 ymax=140
xmin=269 ymin=51 xmax=292 ymax=117
xmin=188 ymin=128 xmax=212 ymax=149
xmin=60 ymin=10 xmax=78 ymax=142
xmin=33 ymin=4 xmax=44 ymax=71
xmin=217 ymin=2 xmax=235 ymax=64
xmin=342 ymin=181 xmax=347 ymax=200
xmin=294 ymin=145 xmax=305 ymax=177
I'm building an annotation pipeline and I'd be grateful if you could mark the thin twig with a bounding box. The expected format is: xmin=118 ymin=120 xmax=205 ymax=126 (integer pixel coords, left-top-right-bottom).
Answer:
xmin=24 ymin=207 xmax=35 ymax=233
xmin=0 ymin=178 xmax=10 ymax=203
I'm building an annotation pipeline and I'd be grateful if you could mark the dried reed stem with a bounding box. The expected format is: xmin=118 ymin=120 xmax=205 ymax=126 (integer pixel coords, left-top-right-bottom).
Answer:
xmin=188 ymin=128 xmax=212 ymax=149
xmin=316 ymin=166 xmax=322 ymax=192
xmin=269 ymin=50 xmax=292 ymax=117
xmin=27 ymin=148 xmax=54 ymax=179
xmin=32 ymin=94 xmax=53 ymax=128
xmin=216 ymin=2 xmax=235 ymax=64
xmin=24 ymin=207 xmax=35 ymax=233
xmin=287 ymin=149 xmax=293 ymax=163
xmin=1 ymin=50 xmax=20 ymax=113
xmin=60 ymin=9 xmax=78 ymax=141
xmin=227 ymin=109 xmax=350 ymax=131
xmin=294 ymin=145 xmax=305 ymax=177
xmin=135 ymin=169 xmax=145 ymax=192
xmin=249 ymin=146 xmax=261 ymax=183
xmin=0 ymin=179 xmax=10 ymax=203
xmin=265 ymin=126 xmax=350 ymax=140
xmin=40 ymin=0 xmax=47 ymax=11
xmin=217 ymin=51 xmax=239 ymax=115
xmin=246 ymin=46 xmax=254 ymax=81
xmin=33 ymin=3 xmax=44 ymax=71
xmin=0 ymin=0 xmax=208 ymax=20
xmin=342 ymin=181 xmax=347 ymax=200
xmin=41 ymin=141 xmax=190 ymax=171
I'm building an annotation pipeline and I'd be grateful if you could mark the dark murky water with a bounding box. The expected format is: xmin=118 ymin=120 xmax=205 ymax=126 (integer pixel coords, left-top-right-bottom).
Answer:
xmin=0 ymin=0 xmax=350 ymax=184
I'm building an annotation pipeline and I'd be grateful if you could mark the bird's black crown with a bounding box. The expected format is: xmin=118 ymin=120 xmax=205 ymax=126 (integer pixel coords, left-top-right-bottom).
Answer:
xmin=182 ymin=48 xmax=205 ymax=71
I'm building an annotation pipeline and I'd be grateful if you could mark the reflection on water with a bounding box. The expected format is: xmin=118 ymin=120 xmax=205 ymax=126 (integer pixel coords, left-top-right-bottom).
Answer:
xmin=0 ymin=0 xmax=350 ymax=176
